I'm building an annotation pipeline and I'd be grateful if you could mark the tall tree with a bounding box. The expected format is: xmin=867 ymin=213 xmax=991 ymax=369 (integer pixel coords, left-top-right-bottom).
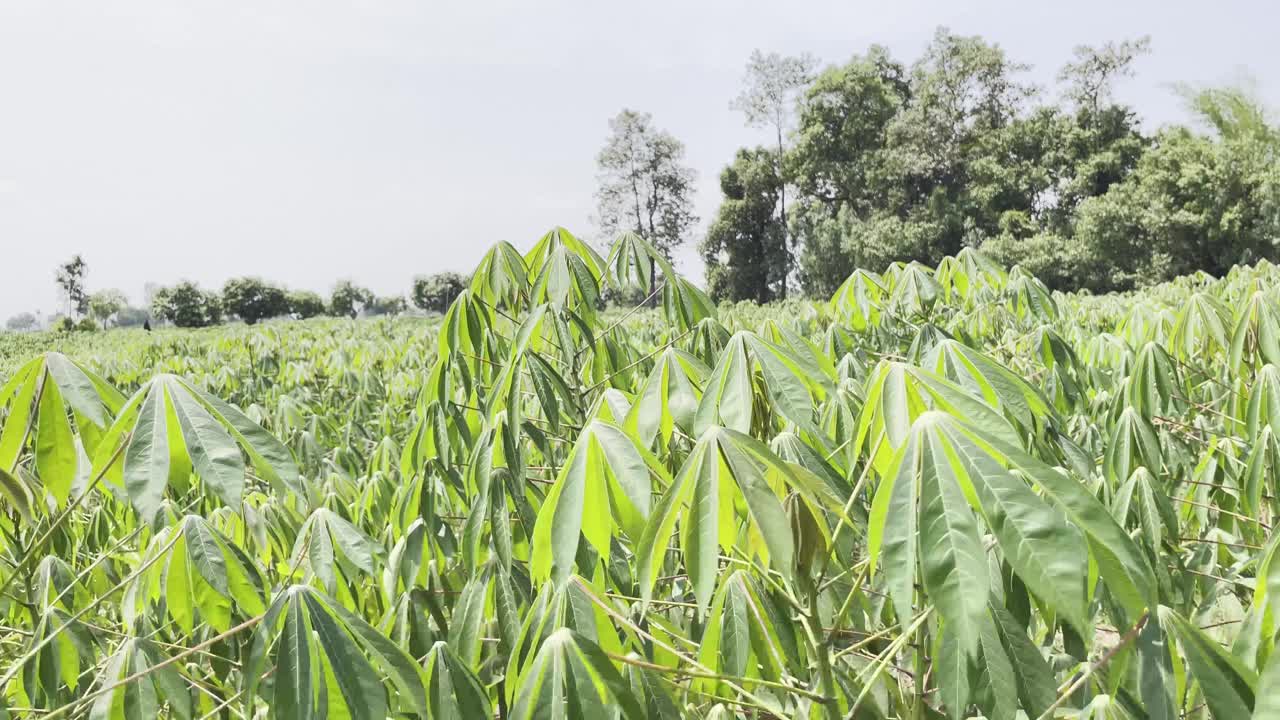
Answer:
xmin=731 ymin=50 xmax=817 ymax=296
xmin=412 ymin=272 xmax=468 ymax=314
xmin=55 ymin=255 xmax=89 ymax=318
xmin=1059 ymin=36 xmax=1150 ymax=116
xmin=152 ymin=281 xmax=222 ymax=328
xmin=222 ymin=277 xmax=288 ymax=325
xmin=595 ymin=110 xmax=697 ymax=295
xmin=701 ymin=148 xmax=787 ymax=303
xmin=5 ymin=312 xmax=37 ymax=331
xmin=330 ymin=280 xmax=374 ymax=319
xmin=88 ymin=289 xmax=127 ymax=329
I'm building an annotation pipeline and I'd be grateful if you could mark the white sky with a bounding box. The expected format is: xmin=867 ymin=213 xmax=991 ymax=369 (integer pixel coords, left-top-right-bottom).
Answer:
xmin=1 ymin=0 xmax=1275 ymax=318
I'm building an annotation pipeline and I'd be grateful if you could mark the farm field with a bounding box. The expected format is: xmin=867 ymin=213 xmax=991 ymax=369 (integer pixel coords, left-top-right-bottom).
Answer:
xmin=2 ymin=227 xmax=1280 ymax=719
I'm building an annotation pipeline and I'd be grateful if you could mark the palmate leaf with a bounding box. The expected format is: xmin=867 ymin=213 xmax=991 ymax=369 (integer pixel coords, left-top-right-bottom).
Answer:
xmin=634 ymin=426 xmax=831 ymax=613
xmin=624 ymin=347 xmax=707 ymax=447
xmin=1171 ymin=292 xmax=1232 ymax=362
xmin=504 ymin=577 xmax=627 ymax=708
xmin=531 ymin=420 xmax=665 ymax=583
xmin=886 ymin=262 xmax=941 ymax=317
xmin=290 ymin=507 xmax=384 ymax=596
xmin=855 ymin=361 xmax=1020 ymax=476
xmin=694 ymin=331 xmax=833 ymax=442
xmin=922 ymin=338 xmax=1059 ymax=434
xmin=0 ymin=353 xmax=124 ymax=506
xmin=1161 ymin=607 xmax=1258 ymax=719
xmin=164 ymin=515 xmax=267 ymax=634
xmin=869 ymin=412 xmax=1092 ymax=649
xmin=694 ymin=570 xmax=793 ymax=697
xmin=1229 ymin=290 xmax=1280 ymax=370
xmin=829 ymin=269 xmax=887 ymax=332
xmin=664 ymin=275 xmax=718 ymax=332
xmin=421 ymin=641 xmax=492 ymax=719
xmin=1006 ymin=268 xmax=1059 ymax=322
xmin=89 ymin=638 xmax=192 ymax=720
xmin=1246 ymin=364 xmax=1280 ymax=437
xmin=605 ymin=230 xmax=671 ymax=294
xmin=525 ymin=225 xmax=607 ymax=282
xmin=97 ymin=374 xmax=300 ymax=521
xmin=509 ymin=628 xmax=645 ymax=720
xmin=245 ymin=585 xmax=427 ymax=720
xmin=470 ymin=240 xmax=531 ymax=311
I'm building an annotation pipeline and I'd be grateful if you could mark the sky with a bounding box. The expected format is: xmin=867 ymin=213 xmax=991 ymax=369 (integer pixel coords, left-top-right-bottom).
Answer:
xmin=1 ymin=0 xmax=1276 ymax=319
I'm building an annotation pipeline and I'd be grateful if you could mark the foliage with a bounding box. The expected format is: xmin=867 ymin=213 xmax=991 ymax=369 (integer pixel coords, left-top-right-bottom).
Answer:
xmin=595 ymin=110 xmax=698 ymax=274
xmin=411 ymin=272 xmax=468 ymax=314
xmin=285 ymin=290 xmax=326 ymax=319
xmin=4 ymin=313 xmax=37 ymax=332
xmin=367 ymin=294 xmax=407 ymax=316
xmin=55 ymin=255 xmax=89 ymax=318
xmin=729 ymin=50 xmax=818 ymax=296
xmin=221 ymin=277 xmax=289 ymax=325
xmin=3 ymin=228 xmax=1280 ymax=720
xmin=114 ymin=306 xmax=150 ymax=328
xmin=329 ymin=280 xmax=374 ymax=319
xmin=151 ymin=281 xmax=222 ymax=328
xmin=701 ymin=147 xmax=787 ymax=303
xmin=88 ymin=290 xmax=128 ymax=330
xmin=761 ymin=30 xmax=1280 ymax=296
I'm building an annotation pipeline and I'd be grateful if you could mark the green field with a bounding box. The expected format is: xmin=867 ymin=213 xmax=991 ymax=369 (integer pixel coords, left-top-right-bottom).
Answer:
xmin=2 ymin=228 xmax=1279 ymax=718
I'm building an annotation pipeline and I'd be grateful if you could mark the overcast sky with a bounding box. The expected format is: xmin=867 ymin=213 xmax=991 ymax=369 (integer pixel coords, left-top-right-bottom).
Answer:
xmin=1 ymin=0 xmax=1275 ymax=319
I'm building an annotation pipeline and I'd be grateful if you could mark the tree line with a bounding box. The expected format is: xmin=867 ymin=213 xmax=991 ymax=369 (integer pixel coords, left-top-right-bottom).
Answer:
xmin=598 ymin=28 xmax=1280 ymax=302
xmin=4 ymin=257 xmax=472 ymax=331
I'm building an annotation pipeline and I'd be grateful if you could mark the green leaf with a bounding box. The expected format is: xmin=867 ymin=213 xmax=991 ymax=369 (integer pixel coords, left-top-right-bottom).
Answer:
xmin=1162 ymin=607 xmax=1257 ymax=719
xmin=123 ymin=383 xmax=170 ymax=522
xmin=34 ymin=378 xmax=77 ymax=505
xmin=167 ymin=380 xmax=244 ymax=508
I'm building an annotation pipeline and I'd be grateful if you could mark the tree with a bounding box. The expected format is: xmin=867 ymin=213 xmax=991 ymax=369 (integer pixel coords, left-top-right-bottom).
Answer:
xmin=701 ymin=148 xmax=787 ymax=303
xmin=55 ymin=255 xmax=89 ymax=318
xmin=1070 ymin=124 xmax=1280 ymax=290
xmin=731 ymin=50 xmax=817 ymax=296
xmin=221 ymin=277 xmax=288 ymax=325
xmin=114 ymin=306 xmax=150 ymax=327
xmin=1059 ymin=36 xmax=1151 ymax=116
xmin=152 ymin=281 xmax=222 ymax=328
xmin=329 ymin=281 xmax=373 ymax=319
xmin=286 ymin=290 xmax=327 ymax=319
xmin=788 ymin=46 xmax=909 ymax=214
xmin=595 ymin=110 xmax=697 ymax=295
xmin=411 ymin=272 xmax=468 ymax=314
xmin=367 ymin=295 xmax=406 ymax=316
xmin=5 ymin=312 xmax=37 ymax=332
xmin=88 ymin=289 xmax=128 ymax=329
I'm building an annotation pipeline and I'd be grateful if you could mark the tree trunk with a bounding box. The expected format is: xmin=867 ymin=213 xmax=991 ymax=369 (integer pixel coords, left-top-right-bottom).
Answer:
xmin=777 ymin=125 xmax=789 ymax=299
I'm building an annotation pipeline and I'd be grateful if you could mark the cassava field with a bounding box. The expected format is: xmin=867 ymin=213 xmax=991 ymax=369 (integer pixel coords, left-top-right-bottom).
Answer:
xmin=3 ymin=227 xmax=1280 ymax=720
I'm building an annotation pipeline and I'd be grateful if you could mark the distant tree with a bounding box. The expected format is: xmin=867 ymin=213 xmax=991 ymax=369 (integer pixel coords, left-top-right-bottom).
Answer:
xmin=595 ymin=109 xmax=698 ymax=294
xmin=701 ymin=148 xmax=787 ymax=303
xmin=329 ymin=281 xmax=373 ymax=319
xmin=152 ymin=281 xmax=222 ymax=328
xmin=5 ymin=312 xmax=37 ymax=332
xmin=88 ymin=289 xmax=128 ymax=329
xmin=221 ymin=277 xmax=288 ymax=324
xmin=286 ymin=290 xmax=327 ymax=319
xmin=731 ymin=50 xmax=818 ymax=296
xmin=55 ymin=255 xmax=89 ymax=318
xmin=367 ymin=295 xmax=406 ymax=316
xmin=51 ymin=316 xmax=75 ymax=333
xmin=1059 ymin=37 xmax=1151 ymax=116
xmin=411 ymin=272 xmax=468 ymax=314
xmin=115 ymin=306 xmax=150 ymax=327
